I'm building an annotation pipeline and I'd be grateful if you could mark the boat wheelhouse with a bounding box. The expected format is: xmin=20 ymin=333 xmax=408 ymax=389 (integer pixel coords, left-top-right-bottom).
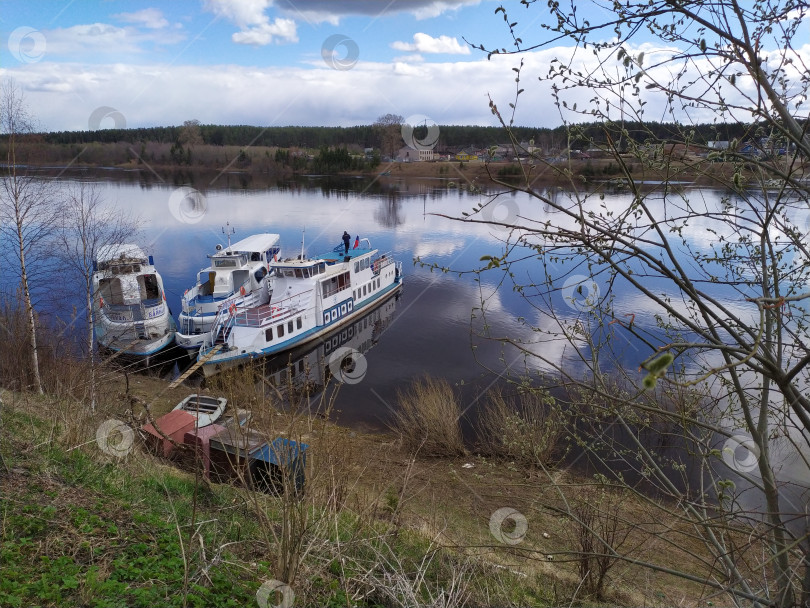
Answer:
xmin=92 ymin=243 xmax=175 ymax=357
xmin=196 ymin=239 xmax=402 ymax=375
xmin=175 ymin=233 xmax=281 ymax=351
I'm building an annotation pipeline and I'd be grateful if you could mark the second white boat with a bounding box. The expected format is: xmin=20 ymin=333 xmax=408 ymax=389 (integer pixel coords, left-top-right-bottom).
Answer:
xmin=175 ymin=232 xmax=282 ymax=352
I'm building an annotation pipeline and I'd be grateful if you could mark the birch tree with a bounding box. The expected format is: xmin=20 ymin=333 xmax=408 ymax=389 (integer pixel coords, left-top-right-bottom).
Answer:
xmin=0 ymin=80 xmax=58 ymax=394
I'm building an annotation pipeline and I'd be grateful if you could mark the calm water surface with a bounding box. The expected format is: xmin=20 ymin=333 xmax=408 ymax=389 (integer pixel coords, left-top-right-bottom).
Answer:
xmin=53 ymin=172 xmax=562 ymax=430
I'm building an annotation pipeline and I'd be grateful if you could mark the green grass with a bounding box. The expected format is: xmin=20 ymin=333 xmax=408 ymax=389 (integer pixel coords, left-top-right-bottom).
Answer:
xmin=0 ymin=396 xmax=533 ymax=607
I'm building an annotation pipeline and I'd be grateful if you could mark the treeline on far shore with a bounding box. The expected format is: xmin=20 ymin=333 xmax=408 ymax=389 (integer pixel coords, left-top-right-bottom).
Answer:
xmin=11 ymin=120 xmax=772 ymax=152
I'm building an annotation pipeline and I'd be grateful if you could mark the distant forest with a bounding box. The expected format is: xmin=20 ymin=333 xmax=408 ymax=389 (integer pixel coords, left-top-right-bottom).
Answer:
xmin=36 ymin=121 xmax=763 ymax=152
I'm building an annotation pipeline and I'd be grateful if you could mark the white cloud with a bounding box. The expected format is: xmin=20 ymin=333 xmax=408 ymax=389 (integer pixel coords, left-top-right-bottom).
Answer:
xmin=231 ymin=18 xmax=297 ymax=45
xmin=391 ymin=33 xmax=470 ymax=55
xmin=392 ymin=54 xmax=425 ymax=63
xmin=203 ymin=0 xmax=298 ymax=44
xmin=24 ymin=21 xmax=186 ymax=58
xmin=203 ymin=0 xmax=273 ymax=27
xmin=5 ymin=40 xmax=808 ymax=132
xmin=113 ymin=8 xmax=169 ymax=29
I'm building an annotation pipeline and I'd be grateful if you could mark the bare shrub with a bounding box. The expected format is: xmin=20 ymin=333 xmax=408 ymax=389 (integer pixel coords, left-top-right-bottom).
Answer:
xmin=391 ymin=376 xmax=466 ymax=457
xmin=563 ymin=485 xmax=634 ymax=601
xmin=475 ymin=386 xmax=566 ymax=467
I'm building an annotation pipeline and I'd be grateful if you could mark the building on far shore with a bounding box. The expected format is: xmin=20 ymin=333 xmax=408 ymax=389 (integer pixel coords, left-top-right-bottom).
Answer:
xmin=455 ymin=148 xmax=479 ymax=161
xmin=396 ymin=147 xmax=436 ymax=162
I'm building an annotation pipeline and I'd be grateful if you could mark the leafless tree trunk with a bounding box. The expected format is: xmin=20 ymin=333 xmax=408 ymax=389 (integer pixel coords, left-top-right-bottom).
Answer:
xmin=57 ymin=182 xmax=140 ymax=410
xmin=0 ymin=80 xmax=57 ymax=395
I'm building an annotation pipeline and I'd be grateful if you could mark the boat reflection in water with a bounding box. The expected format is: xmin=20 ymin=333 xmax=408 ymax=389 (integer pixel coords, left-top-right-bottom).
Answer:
xmin=258 ymin=289 xmax=400 ymax=402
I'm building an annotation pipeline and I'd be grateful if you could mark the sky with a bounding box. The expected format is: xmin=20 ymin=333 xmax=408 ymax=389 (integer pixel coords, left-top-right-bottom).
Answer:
xmin=1 ymin=1 xmax=809 ymax=133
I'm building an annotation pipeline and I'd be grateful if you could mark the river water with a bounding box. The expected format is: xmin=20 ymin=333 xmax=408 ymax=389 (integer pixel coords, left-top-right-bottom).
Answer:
xmin=46 ymin=170 xmax=560 ymax=430
xmin=19 ymin=170 xmax=810 ymax=495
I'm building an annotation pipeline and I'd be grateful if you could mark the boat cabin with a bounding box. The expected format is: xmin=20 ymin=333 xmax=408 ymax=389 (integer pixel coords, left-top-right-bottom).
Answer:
xmin=197 ymin=233 xmax=281 ymax=299
xmin=94 ymin=244 xmax=162 ymax=306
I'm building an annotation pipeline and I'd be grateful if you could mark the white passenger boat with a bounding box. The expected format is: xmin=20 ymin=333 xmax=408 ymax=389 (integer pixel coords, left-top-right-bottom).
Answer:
xmin=197 ymin=239 xmax=403 ymax=376
xmin=175 ymin=233 xmax=282 ymax=352
xmin=92 ymin=244 xmax=175 ymax=357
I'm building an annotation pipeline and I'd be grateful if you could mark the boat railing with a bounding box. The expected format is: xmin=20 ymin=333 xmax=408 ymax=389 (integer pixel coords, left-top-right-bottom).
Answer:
xmin=202 ymin=305 xmax=237 ymax=350
xmin=234 ymin=289 xmax=313 ymax=328
xmin=185 ymin=277 xmax=260 ymax=312
xmin=103 ymin=299 xmax=166 ymax=323
xmin=371 ymin=251 xmax=394 ymax=275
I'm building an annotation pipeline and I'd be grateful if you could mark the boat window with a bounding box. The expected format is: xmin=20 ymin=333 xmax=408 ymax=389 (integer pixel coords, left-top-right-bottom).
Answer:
xmin=295 ymin=269 xmax=304 ymax=279
xmin=363 ymin=285 xmax=366 ymax=296
xmin=98 ymin=277 xmax=124 ymax=305
xmin=277 ymin=324 xmax=285 ymax=338
xmin=254 ymin=267 xmax=268 ymax=282
xmin=354 ymin=262 xmax=359 ymax=273
xmin=139 ymin=274 xmax=160 ymax=301
xmin=265 ymin=328 xmax=273 ymax=342
xmin=296 ymin=317 xmax=302 ymax=329
xmin=214 ymin=259 xmax=237 ymax=268
xmin=318 ymin=263 xmax=325 ymax=274
xmin=284 ymin=270 xmax=294 ymax=277
xmin=287 ymin=320 xmax=293 ymax=333
xmin=251 ymin=252 xmax=260 ymax=261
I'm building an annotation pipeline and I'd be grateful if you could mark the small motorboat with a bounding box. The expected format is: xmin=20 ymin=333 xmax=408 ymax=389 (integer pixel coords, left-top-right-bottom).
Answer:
xmin=172 ymin=394 xmax=227 ymax=428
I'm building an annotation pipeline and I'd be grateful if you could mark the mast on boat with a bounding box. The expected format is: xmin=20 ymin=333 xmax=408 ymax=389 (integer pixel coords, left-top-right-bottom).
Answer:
xmin=222 ymin=223 xmax=235 ymax=250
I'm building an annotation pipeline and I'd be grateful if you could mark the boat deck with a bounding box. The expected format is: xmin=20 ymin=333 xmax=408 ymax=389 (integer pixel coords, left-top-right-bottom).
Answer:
xmin=233 ymin=289 xmax=312 ymax=328
xmin=317 ymin=246 xmax=374 ymax=263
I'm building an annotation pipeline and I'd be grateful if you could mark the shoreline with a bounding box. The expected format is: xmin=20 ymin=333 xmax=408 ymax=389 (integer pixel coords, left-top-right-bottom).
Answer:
xmin=16 ymin=155 xmax=794 ymax=189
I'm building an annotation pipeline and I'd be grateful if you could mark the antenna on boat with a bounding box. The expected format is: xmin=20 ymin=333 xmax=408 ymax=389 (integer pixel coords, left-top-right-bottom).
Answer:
xmin=222 ymin=223 xmax=235 ymax=249
xmin=300 ymin=228 xmax=305 ymax=260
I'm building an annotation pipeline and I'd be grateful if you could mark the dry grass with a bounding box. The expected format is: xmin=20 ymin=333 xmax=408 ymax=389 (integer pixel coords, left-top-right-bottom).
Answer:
xmin=391 ymin=376 xmax=467 ymax=458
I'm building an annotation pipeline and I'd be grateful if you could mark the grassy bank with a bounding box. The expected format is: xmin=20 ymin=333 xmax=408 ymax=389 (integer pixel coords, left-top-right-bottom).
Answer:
xmin=0 ymin=361 xmax=737 ymax=607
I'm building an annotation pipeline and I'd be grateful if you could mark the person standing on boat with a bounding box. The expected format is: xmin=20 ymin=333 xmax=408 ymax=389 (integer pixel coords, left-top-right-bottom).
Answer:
xmin=342 ymin=231 xmax=351 ymax=254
